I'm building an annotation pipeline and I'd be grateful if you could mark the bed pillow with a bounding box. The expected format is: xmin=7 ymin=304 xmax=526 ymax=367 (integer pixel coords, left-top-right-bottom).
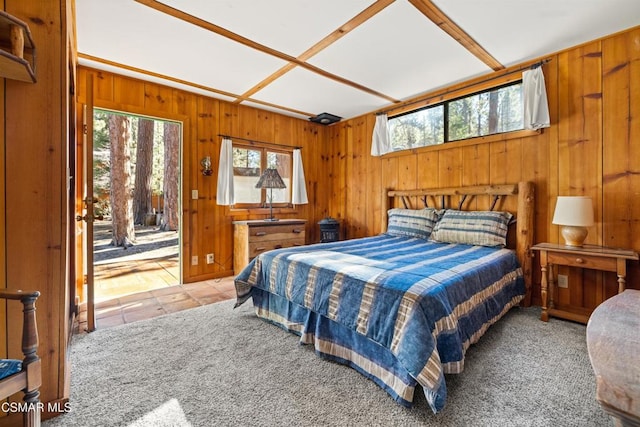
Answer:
xmin=386 ymin=208 xmax=441 ymax=240
xmin=430 ymin=210 xmax=513 ymax=247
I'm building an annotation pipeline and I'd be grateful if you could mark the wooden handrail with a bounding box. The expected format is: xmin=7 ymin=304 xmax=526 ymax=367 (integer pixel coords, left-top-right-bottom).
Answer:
xmin=0 ymin=289 xmax=41 ymax=427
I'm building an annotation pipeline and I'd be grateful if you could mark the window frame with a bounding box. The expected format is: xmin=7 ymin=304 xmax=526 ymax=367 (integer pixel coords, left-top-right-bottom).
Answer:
xmin=445 ymin=80 xmax=524 ymax=142
xmin=387 ymin=79 xmax=533 ymax=154
xmin=231 ymin=143 xmax=294 ymax=210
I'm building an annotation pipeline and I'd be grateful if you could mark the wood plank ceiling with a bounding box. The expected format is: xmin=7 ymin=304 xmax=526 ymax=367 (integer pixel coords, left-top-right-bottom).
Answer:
xmin=76 ymin=0 xmax=640 ymax=121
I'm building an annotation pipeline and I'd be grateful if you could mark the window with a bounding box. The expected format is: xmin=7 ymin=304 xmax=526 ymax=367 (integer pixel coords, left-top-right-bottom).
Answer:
xmin=389 ymin=81 xmax=523 ymax=151
xmin=232 ymin=145 xmax=292 ymax=207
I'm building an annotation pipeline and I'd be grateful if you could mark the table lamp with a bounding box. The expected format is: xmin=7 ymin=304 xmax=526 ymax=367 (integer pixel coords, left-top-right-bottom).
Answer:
xmin=552 ymin=196 xmax=594 ymax=246
xmin=255 ymin=168 xmax=286 ymax=221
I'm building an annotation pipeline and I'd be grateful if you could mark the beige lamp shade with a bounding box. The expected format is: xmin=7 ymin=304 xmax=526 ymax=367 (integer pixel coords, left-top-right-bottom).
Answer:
xmin=552 ymin=196 xmax=594 ymax=246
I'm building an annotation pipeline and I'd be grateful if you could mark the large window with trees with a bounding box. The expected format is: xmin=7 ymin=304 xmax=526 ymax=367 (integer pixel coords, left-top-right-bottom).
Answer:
xmin=232 ymin=144 xmax=292 ymax=207
xmin=389 ymin=81 xmax=523 ymax=151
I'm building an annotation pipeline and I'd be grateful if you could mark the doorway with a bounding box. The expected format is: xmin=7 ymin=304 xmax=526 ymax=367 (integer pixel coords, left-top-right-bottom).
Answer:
xmin=90 ymin=109 xmax=182 ymax=303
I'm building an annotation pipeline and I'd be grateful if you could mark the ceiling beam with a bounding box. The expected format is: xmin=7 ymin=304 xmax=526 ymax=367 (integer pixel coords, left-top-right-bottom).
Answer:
xmin=134 ymin=0 xmax=401 ymax=104
xmin=233 ymin=0 xmax=397 ymax=104
xmin=77 ymin=53 xmax=316 ymax=117
xmin=408 ymin=0 xmax=504 ymax=71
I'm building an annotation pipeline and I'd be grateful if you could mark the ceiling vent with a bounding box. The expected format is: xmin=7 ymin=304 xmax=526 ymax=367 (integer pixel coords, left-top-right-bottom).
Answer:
xmin=309 ymin=112 xmax=341 ymax=125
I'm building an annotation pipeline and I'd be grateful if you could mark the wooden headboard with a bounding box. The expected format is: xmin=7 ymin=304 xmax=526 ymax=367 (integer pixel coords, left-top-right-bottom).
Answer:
xmin=382 ymin=182 xmax=535 ymax=306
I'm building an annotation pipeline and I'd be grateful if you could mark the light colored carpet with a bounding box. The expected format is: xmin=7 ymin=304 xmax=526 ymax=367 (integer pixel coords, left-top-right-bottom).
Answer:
xmin=44 ymin=300 xmax=610 ymax=427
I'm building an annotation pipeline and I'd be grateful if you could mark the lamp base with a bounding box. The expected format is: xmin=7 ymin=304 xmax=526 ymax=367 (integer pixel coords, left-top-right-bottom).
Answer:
xmin=263 ymin=218 xmax=279 ymax=222
xmin=560 ymin=225 xmax=588 ymax=247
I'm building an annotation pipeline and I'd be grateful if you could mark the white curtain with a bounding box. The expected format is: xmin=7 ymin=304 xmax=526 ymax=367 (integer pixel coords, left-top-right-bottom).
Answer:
xmin=371 ymin=113 xmax=391 ymax=156
xmin=216 ymin=137 xmax=234 ymax=205
xmin=292 ymin=148 xmax=308 ymax=205
xmin=522 ymin=67 xmax=550 ymax=130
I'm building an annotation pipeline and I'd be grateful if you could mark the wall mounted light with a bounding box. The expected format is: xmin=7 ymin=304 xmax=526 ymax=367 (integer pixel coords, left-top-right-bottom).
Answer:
xmin=552 ymin=196 xmax=594 ymax=247
xmin=201 ymin=156 xmax=212 ymax=176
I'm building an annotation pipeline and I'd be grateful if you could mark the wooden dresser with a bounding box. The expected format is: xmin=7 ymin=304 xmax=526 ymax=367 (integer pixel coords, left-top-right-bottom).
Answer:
xmin=233 ymin=219 xmax=306 ymax=274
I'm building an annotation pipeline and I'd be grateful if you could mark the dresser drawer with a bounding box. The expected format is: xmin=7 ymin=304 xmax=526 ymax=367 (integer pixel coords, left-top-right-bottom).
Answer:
xmin=249 ymin=224 xmax=305 ymax=243
xmin=249 ymin=237 xmax=305 ymax=257
xmin=234 ymin=219 xmax=307 ymax=275
xmin=547 ymin=252 xmax=618 ymax=272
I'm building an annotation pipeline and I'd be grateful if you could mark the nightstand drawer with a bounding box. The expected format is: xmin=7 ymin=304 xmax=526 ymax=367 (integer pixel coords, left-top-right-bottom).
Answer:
xmin=547 ymin=252 xmax=617 ymax=272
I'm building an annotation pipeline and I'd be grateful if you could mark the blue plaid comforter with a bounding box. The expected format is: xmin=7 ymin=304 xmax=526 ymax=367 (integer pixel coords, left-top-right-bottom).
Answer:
xmin=235 ymin=234 xmax=525 ymax=413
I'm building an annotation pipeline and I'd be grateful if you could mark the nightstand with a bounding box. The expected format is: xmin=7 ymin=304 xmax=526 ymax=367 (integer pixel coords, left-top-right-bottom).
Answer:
xmin=531 ymin=243 xmax=639 ymax=324
xmin=233 ymin=219 xmax=306 ymax=275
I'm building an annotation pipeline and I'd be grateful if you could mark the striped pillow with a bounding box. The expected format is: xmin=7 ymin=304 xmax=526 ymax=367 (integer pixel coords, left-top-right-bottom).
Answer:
xmin=430 ymin=210 xmax=513 ymax=247
xmin=386 ymin=208 xmax=441 ymax=240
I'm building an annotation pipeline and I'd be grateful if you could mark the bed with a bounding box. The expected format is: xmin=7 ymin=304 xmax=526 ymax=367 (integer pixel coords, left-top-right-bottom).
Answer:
xmin=234 ymin=182 xmax=534 ymax=413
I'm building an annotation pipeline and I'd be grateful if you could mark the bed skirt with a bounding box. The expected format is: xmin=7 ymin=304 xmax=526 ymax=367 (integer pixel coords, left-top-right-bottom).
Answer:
xmin=252 ymin=287 xmax=434 ymax=408
xmin=249 ymin=286 xmax=523 ymax=412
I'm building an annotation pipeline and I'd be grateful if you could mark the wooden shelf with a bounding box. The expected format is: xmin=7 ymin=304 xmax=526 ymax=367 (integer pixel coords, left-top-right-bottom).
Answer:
xmin=0 ymin=10 xmax=36 ymax=83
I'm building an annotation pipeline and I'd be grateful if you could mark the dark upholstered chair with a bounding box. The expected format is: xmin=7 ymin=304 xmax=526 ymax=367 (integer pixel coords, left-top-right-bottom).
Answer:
xmin=0 ymin=290 xmax=41 ymax=427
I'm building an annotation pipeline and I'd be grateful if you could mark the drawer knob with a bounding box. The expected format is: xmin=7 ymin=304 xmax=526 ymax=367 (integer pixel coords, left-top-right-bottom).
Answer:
xmin=255 ymin=247 xmax=266 ymax=252
xmin=274 ymin=245 xmax=282 ymax=249
xmin=255 ymin=231 xmax=267 ymax=236
xmin=292 ymin=229 xmax=302 ymax=234
xmin=575 ymin=258 xmax=584 ymax=264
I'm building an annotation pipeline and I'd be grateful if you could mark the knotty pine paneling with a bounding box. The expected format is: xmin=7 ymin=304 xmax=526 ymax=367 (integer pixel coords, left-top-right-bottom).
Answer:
xmin=0 ymin=77 xmax=5 ymax=360
xmin=415 ymin=151 xmax=438 ymax=189
xmin=217 ymin=102 xmax=325 ymax=240
xmin=144 ymin=83 xmax=173 ymax=114
xmin=555 ymin=41 xmax=605 ymax=311
xmin=3 ymin=0 xmax=74 ymax=413
xmin=78 ymin=67 xmax=329 ymax=282
xmin=351 ymin=116 xmax=371 ymax=237
xmin=327 ymin=123 xmax=348 ymax=238
xmin=114 ymin=75 xmax=145 ymax=108
xmin=94 ymin=70 xmax=114 ymax=103
xmin=365 ymin=115 xmax=383 ymax=235
xmin=602 ymin=27 xmax=640 ymax=296
xmin=78 ymin=68 xmax=328 ymax=281
xmin=328 ymin=26 xmax=640 ymax=311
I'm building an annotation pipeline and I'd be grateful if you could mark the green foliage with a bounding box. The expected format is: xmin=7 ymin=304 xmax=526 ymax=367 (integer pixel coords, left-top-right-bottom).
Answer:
xmin=93 ymin=109 xmax=168 ymax=217
xmin=389 ymin=106 xmax=444 ymax=150
xmin=389 ymin=82 xmax=523 ymax=151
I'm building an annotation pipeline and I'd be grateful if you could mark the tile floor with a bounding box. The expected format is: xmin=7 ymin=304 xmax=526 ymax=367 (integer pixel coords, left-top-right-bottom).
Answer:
xmin=77 ymin=274 xmax=236 ymax=332
xmin=94 ymin=256 xmax=180 ymax=303
xmin=75 ymin=221 xmax=240 ymax=332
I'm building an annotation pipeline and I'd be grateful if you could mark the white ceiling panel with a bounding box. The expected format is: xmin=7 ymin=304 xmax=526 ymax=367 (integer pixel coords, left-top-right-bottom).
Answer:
xmin=433 ymin=0 xmax=640 ymax=66
xmin=76 ymin=0 xmax=287 ymax=96
xmin=76 ymin=0 xmax=640 ymax=121
xmin=250 ymin=67 xmax=388 ymax=120
xmin=309 ymin=1 xmax=491 ymax=101
xmin=159 ymin=0 xmax=376 ymax=56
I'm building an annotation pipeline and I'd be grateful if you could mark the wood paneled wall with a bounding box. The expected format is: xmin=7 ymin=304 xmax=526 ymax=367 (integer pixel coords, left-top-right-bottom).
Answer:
xmin=76 ymin=67 xmax=330 ymax=284
xmin=326 ymin=26 xmax=640 ymax=310
xmin=1 ymin=4 xmax=637 ymax=418
xmin=2 ymin=0 xmax=74 ymax=418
